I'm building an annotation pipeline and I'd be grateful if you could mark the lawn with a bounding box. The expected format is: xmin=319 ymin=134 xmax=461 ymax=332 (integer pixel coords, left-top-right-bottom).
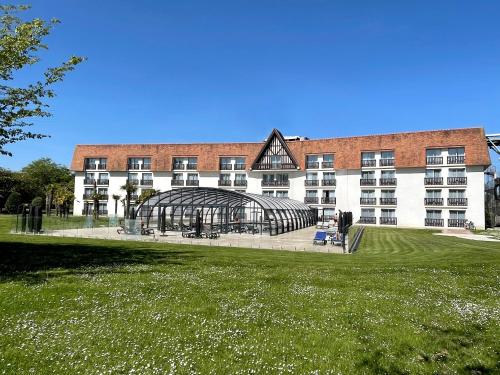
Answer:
xmin=0 ymin=215 xmax=499 ymax=374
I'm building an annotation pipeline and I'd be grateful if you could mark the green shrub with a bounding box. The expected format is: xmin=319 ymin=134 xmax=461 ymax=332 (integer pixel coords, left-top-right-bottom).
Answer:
xmin=31 ymin=196 xmax=44 ymax=207
xmin=5 ymin=192 xmax=22 ymax=213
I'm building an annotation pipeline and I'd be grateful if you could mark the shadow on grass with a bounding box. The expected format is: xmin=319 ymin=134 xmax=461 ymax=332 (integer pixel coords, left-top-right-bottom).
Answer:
xmin=0 ymin=239 xmax=198 ymax=283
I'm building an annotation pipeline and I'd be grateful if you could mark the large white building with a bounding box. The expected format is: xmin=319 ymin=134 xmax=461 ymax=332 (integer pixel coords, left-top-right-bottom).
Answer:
xmin=71 ymin=128 xmax=491 ymax=229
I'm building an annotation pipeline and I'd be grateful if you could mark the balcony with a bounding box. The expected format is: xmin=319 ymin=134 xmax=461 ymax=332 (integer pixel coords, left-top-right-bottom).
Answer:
xmin=380 ymin=198 xmax=397 ymax=205
xmin=447 ymin=177 xmax=467 ymax=185
xmin=142 ymin=164 xmax=151 ymax=170
xmin=261 ymin=180 xmax=290 ymax=187
xmin=171 ymin=179 xmax=184 ymax=186
xmin=234 ymin=180 xmax=247 ymax=186
xmin=83 ymin=194 xmax=108 ymax=200
xmin=234 ymin=163 xmax=246 ymax=170
xmin=424 ymin=177 xmax=443 ymax=185
xmin=84 ymin=178 xmax=95 ymax=185
xmin=128 ymin=163 xmax=140 ymax=170
xmin=304 ymin=197 xmax=319 ymax=204
xmin=425 ymin=218 xmax=444 ymax=227
xmin=448 ymin=218 xmax=466 ymax=227
xmin=322 ymin=179 xmax=336 ymax=186
xmin=359 ymin=217 xmax=376 ymax=224
xmin=360 ymin=178 xmax=376 ymax=186
xmin=96 ymin=179 xmax=109 ymax=185
xmin=186 ymin=180 xmax=199 ymax=186
xmin=97 ymin=164 xmax=107 ymax=170
xmin=321 ymin=161 xmax=334 ymax=169
xmin=173 ymin=163 xmax=185 ymax=170
xmin=321 ymin=197 xmax=336 ymax=204
xmin=84 ymin=163 xmax=97 ymax=170
xmin=426 ymin=156 xmax=443 ymax=165
xmin=380 ymin=217 xmax=397 ymax=225
xmin=447 ymin=155 xmax=465 ymax=164
xmin=379 ymin=158 xmax=395 ymax=167
xmin=254 ymin=163 xmax=296 ymax=170
xmin=424 ymin=198 xmax=444 ymax=206
xmin=305 ymin=179 xmax=319 ymax=186
xmin=380 ymin=178 xmax=397 ymax=186
xmin=186 ymin=164 xmax=198 ymax=170
xmin=82 ymin=209 xmax=108 ymax=215
xmin=362 ymin=159 xmax=376 ymax=167
xmin=448 ymin=198 xmax=468 ymax=206
xmin=306 ymin=161 xmax=319 ymax=169
xmin=140 ymin=179 xmax=153 ymax=186
xmin=218 ymin=180 xmax=232 ymax=186
xmin=129 ymin=179 xmax=140 ymax=185
xmin=220 ymin=164 xmax=232 ymax=170
xmin=360 ymin=198 xmax=376 ymax=205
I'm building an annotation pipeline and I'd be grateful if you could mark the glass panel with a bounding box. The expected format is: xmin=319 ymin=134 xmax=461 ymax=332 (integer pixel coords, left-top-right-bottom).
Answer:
xmin=235 ymin=173 xmax=246 ymax=181
xmin=448 ymin=147 xmax=465 ymax=156
xmin=306 ymin=190 xmax=317 ymax=197
xmin=306 ymin=155 xmax=318 ymax=162
xmin=449 ymin=210 xmax=465 ymax=219
xmin=449 ymin=189 xmax=465 ymax=198
xmin=361 ymin=208 xmax=375 ymax=217
xmin=425 ymin=169 xmax=441 ymax=177
xmin=306 ymin=172 xmax=318 ymax=180
xmin=323 ymin=172 xmax=335 ymax=179
xmin=381 ymin=209 xmax=395 ymax=218
xmin=449 ymin=168 xmax=466 ymax=177
xmin=426 ymin=210 xmax=442 ymax=219
xmin=426 ymin=149 xmax=442 ymax=157
xmin=426 ymin=190 xmax=442 ymax=198
xmin=361 ymin=190 xmax=375 ymax=198
xmin=361 ymin=171 xmax=375 ymax=178
xmin=381 ymin=170 xmax=395 ymax=178
xmin=361 ymin=152 xmax=375 ymax=160
xmin=323 ymin=154 xmax=334 ymax=162
xmin=381 ymin=190 xmax=395 ymax=198
xmin=381 ymin=151 xmax=394 ymax=159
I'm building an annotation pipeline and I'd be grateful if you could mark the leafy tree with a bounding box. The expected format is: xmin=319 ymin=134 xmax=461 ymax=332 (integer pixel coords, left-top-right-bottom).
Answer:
xmin=5 ymin=191 xmax=22 ymax=213
xmin=0 ymin=167 xmax=17 ymax=211
xmin=0 ymin=4 xmax=84 ymax=156
xmin=137 ymin=189 xmax=159 ymax=204
xmin=120 ymin=180 xmax=137 ymax=219
xmin=31 ymin=196 xmax=43 ymax=207
xmin=19 ymin=157 xmax=71 ymax=201
xmin=53 ymin=183 xmax=73 ymax=218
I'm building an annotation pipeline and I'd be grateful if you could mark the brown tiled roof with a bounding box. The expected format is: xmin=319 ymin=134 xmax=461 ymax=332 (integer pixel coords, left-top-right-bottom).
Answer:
xmin=70 ymin=127 xmax=491 ymax=171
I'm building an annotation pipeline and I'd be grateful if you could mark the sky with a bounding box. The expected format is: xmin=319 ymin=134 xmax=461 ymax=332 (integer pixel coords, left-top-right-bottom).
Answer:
xmin=2 ymin=0 xmax=500 ymax=170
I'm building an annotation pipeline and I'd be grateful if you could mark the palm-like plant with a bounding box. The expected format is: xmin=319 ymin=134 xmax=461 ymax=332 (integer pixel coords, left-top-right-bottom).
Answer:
xmin=120 ymin=180 xmax=138 ymax=219
xmin=137 ymin=189 xmax=159 ymax=204
xmin=112 ymin=194 xmax=121 ymax=216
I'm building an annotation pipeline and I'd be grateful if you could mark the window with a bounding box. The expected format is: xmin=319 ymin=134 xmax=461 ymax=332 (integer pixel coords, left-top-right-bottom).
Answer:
xmin=173 ymin=173 xmax=183 ymax=181
xmin=426 ymin=149 xmax=442 ymax=157
xmin=306 ymin=155 xmax=318 ymax=162
xmin=84 ymin=187 xmax=94 ymax=196
xmin=449 ymin=189 xmax=465 ymax=198
xmin=362 ymin=152 xmax=375 ymax=160
xmin=426 ymin=210 xmax=442 ymax=219
xmin=361 ymin=208 xmax=375 ymax=217
xmin=187 ymin=157 xmax=197 ymax=169
xmin=323 ymin=208 xmax=335 ymax=217
xmin=381 ymin=190 xmax=395 ymax=198
xmin=361 ymin=190 xmax=375 ymax=198
xmin=220 ymin=173 xmax=230 ymax=181
xmin=322 ymin=190 xmax=335 ymax=197
xmin=235 ymin=174 xmax=246 ymax=181
xmin=381 ymin=209 xmax=395 ymax=218
xmin=323 ymin=154 xmax=334 ymax=162
xmin=449 ymin=168 xmax=466 ymax=177
xmin=306 ymin=190 xmax=318 ymax=197
xmin=361 ymin=171 xmax=375 ymax=179
xmin=448 ymin=147 xmax=465 ymax=156
xmin=98 ymin=173 xmax=108 ymax=180
xmin=271 ymin=155 xmax=281 ymax=168
xmin=187 ymin=173 xmax=198 ymax=181
xmin=426 ymin=190 xmax=442 ymax=198
xmin=381 ymin=151 xmax=394 ymax=159
xmin=425 ymin=169 xmax=441 ymax=177
xmin=449 ymin=210 xmax=465 ymax=219
xmin=263 ymin=191 xmax=274 ymax=197
xmin=128 ymin=173 xmax=139 ymax=183
xmin=276 ymin=191 xmax=288 ymax=198
xmin=220 ymin=157 xmax=232 ymax=170
xmin=323 ymin=172 xmax=335 ymax=180
xmin=97 ymin=188 xmax=108 ymax=195
xmin=234 ymin=157 xmax=246 ymax=170
xmin=173 ymin=158 xmax=184 ymax=169
xmin=142 ymin=158 xmax=151 ymax=169
xmin=381 ymin=170 xmax=395 ymax=178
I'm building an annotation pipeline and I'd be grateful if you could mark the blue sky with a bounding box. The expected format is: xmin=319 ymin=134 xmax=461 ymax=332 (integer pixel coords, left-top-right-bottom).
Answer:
xmin=2 ymin=0 xmax=500 ymax=170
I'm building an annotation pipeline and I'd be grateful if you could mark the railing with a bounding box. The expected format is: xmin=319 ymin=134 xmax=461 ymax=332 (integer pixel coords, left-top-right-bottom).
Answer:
xmin=359 ymin=217 xmax=376 ymax=224
xmin=97 ymin=164 xmax=107 ymax=170
xmin=360 ymin=178 xmax=376 ymax=186
xmin=379 ymin=158 xmax=395 ymax=167
xmin=220 ymin=164 xmax=232 ymax=170
xmin=380 ymin=178 xmax=397 ymax=186
xmin=424 ymin=177 xmax=443 ymax=185
xmin=304 ymin=197 xmax=319 ymax=204
xmin=171 ymin=179 xmax=184 ymax=186
xmin=321 ymin=197 xmax=336 ymax=204
xmin=254 ymin=163 xmax=296 ymax=170
xmin=234 ymin=180 xmax=247 ymax=186
xmin=321 ymin=161 xmax=334 ymax=168
xmin=142 ymin=164 xmax=151 ymax=170
xmin=306 ymin=161 xmax=319 ymax=169
xmin=321 ymin=179 xmax=336 ymax=186
xmin=426 ymin=156 xmax=443 ymax=165
xmin=129 ymin=179 xmax=140 ymax=185
xmin=128 ymin=163 xmax=140 ymax=170
xmin=380 ymin=197 xmax=397 ymax=205
xmin=360 ymin=198 xmax=376 ymax=205
xmin=83 ymin=178 xmax=95 ymax=185
xmin=447 ymin=155 xmax=465 ymax=164
xmin=361 ymin=159 xmax=376 ymax=167
xmin=447 ymin=177 xmax=467 ymax=185
xmin=186 ymin=164 xmax=198 ymax=170
xmin=448 ymin=218 xmax=466 ymax=227
xmin=380 ymin=217 xmax=397 ymax=225
xmin=186 ymin=180 xmax=199 ymax=186
xmin=424 ymin=198 xmax=443 ymax=206
xmin=84 ymin=164 xmax=97 ymax=170
xmin=173 ymin=163 xmax=185 ymax=170
xmin=425 ymin=218 xmax=444 ymax=227
xmin=218 ymin=180 xmax=232 ymax=186
xmin=448 ymin=198 xmax=468 ymax=206
xmin=82 ymin=209 xmax=108 ymax=215
xmin=261 ymin=180 xmax=290 ymax=187
xmin=96 ymin=179 xmax=109 ymax=185
xmin=234 ymin=163 xmax=246 ymax=170
xmin=140 ymin=179 xmax=153 ymax=186
xmin=83 ymin=194 xmax=108 ymax=200
xmin=304 ymin=179 xmax=319 ymax=186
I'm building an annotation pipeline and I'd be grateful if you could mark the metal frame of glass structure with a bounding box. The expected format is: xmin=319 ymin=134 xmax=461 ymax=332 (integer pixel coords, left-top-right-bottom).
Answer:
xmin=135 ymin=187 xmax=315 ymax=236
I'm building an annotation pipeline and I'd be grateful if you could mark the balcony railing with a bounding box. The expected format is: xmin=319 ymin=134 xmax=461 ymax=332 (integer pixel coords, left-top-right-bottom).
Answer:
xmin=426 ymin=156 xmax=443 ymax=165
xmin=84 ymin=163 xmax=97 ymax=170
xmin=234 ymin=180 xmax=247 ymax=186
xmin=140 ymin=179 xmax=153 ymax=186
xmin=362 ymin=159 xmax=376 ymax=167
xmin=220 ymin=164 xmax=232 ymax=170
xmin=424 ymin=198 xmax=443 ymax=206
xmin=321 ymin=197 xmax=336 ymax=204
xmin=425 ymin=218 xmax=444 ymax=227
xmin=424 ymin=177 xmax=443 ymax=185
xmin=447 ymin=155 xmax=465 ymax=164
xmin=380 ymin=178 xmax=397 ymax=186
xmin=380 ymin=198 xmax=397 ymax=205
xmin=447 ymin=177 xmax=467 ymax=185
xmin=142 ymin=164 xmax=151 ymax=170
xmin=83 ymin=194 xmax=108 ymax=200
xmin=84 ymin=178 xmax=95 ymax=185
xmin=322 ymin=179 xmax=336 ymax=186
xmin=97 ymin=164 xmax=107 ymax=170
xmin=262 ymin=180 xmax=290 ymax=187
xmin=171 ymin=179 xmax=184 ymax=186
xmin=380 ymin=217 xmax=397 ymax=225
xmin=306 ymin=161 xmax=319 ymax=169
xmin=173 ymin=163 xmax=185 ymax=170
xmin=448 ymin=218 xmax=466 ymax=227
xmin=82 ymin=209 xmax=108 ymax=215
xmin=360 ymin=178 xmax=376 ymax=186
xmin=128 ymin=163 xmax=140 ymax=170
xmin=186 ymin=164 xmax=197 ymax=170
xmin=254 ymin=163 xmax=295 ymax=170
xmin=360 ymin=198 xmax=376 ymax=205
xmin=448 ymin=198 xmax=468 ymax=206
xmin=234 ymin=163 xmax=246 ymax=170
xmin=96 ymin=179 xmax=109 ymax=185
xmin=304 ymin=197 xmax=319 ymax=204
xmin=321 ymin=161 xmax=334 ymax=168
xmin=186 ymin=180 xmax=199 ymax=186
xmin=218 ymin=180 xmax=232 ymax=186
xmin=305 ymin=179 xmax=319 ymax=186
xmin=379 ymin=158 xmax=395 ymax=167
xmin=129 ymin=179 xmax=140 ymax=185
xmin=359 ymin=217 xmax=376 ymax=224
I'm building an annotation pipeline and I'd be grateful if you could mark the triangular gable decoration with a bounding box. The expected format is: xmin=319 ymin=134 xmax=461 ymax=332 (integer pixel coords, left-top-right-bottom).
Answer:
xmin=251 ymin=129 xmax=299 ymax=170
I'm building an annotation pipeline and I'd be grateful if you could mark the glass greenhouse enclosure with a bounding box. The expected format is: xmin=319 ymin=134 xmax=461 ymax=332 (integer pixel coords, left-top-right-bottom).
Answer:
xmin=135 ymin=187 xmax=315 ymax=236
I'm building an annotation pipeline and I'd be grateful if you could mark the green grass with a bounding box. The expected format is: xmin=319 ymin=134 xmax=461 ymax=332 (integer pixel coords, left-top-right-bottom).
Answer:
xmin=0 ymin=215 xmax=499 ymax=374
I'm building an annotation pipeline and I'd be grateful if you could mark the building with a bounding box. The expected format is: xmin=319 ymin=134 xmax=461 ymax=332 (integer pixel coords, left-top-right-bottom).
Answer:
xmin=70 ymin=127 xmax=491 ymax=229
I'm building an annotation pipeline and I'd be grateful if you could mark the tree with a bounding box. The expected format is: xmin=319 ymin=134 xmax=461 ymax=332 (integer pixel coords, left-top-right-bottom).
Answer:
xmin=0 ymin=167 xmax=17 ymax=212
xmin=120 ymin=180 xmax=137 ymax=219
xmin=5 ymin=191 xmax=21 ymax=213
xmin=31 ymin=196 xmax=43 ymax=207
xmin=112 ymin=194 xmax=121 ymax=216
xmin=137 ymin=189 xmax=159 ymax=204
xmin=52 ymin=183 xmax=73 ymax=218
xmin=0 ymin=5 xmax=84 ymax=156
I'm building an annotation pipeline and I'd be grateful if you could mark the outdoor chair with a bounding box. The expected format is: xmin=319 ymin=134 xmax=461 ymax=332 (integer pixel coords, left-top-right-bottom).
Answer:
xmin=313 ymin=231 xmax=327 ymax=245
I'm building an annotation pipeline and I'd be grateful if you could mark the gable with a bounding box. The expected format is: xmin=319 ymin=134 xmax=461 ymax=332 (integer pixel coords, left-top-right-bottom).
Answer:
xmin=251 ymin=129 xmax=299 ymax=170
